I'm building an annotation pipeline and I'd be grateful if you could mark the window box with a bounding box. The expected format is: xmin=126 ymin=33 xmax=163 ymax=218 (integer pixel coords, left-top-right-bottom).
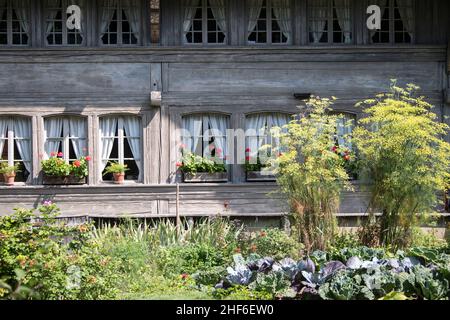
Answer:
xmin=183 ymin=172 xmax=228 ymax=183
xmin=246 ymin=171 xmax=276 ymax=182
xmin=42 ymin=174 xmax=86 ymax=185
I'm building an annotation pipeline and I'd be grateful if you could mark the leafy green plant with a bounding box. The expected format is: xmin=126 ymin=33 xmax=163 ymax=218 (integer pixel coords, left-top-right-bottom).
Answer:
xmin=41 ymin=155 xmax=90 ymax=178
xmin=353 ymin=81 xmax=450 ymax=249
xmin=103 ymin=162 xmax=128 ymax=175
xmin=0 ymin=163 xmax=21 ymax=175
xmin=272 ymin=96 xmax=352 ymax=252
xmin=178 ymin=152 xmax=226 ymax=174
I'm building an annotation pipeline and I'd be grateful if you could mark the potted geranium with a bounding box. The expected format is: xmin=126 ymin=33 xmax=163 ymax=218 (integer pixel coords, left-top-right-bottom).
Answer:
xmin=244 ymin=148 xmax=276 ymax=182
xmin=177 ymin=147 xmax=228 ymax=183
xmin=103 ymin=162 xmax=128 ymax=184
xmin=0 ymin=162 xmax=21 ymax=186
xmin=41 ymin=152 xmax=90 ymax=185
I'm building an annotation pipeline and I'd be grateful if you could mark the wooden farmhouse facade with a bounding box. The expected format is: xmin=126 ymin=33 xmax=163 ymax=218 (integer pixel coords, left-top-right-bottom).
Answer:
xmin=0 ymin=0 xmax=449 ymax=222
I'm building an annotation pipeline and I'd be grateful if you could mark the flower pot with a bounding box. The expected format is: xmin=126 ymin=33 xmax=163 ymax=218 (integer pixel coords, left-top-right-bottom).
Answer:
xmin=183 ymin=172 xmax=228 ymax=183
xmin=3 ymin=173 xmax=16 ymax=186
xmin=113 ymin=173 xmax=125 ymax=184
xmin=246 ymin=171 xmax=276 ymax=182
xmin=43 ymin=174 xmax=86 ymax=185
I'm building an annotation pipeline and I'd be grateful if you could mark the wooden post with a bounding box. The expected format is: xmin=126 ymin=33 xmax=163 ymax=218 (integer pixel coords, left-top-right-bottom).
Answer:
xmin=176 ymin=183 xmax=181 ymax=234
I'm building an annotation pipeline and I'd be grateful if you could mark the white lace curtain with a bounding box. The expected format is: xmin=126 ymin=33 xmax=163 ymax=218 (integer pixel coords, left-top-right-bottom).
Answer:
xmin=12 ymin=0 xmax=29 ymax=37
xmin=14 ymin=118 xmax=32 ymax=173
xmin=247 ymin=0 xmax=263 ymax=37
xmin=182 ymin=114 xmax=229 ymax=158
xmin=309 ymin=0 xmax=328 ymax=43
xmin=0 ymin=118 xmax=7 ymax=161
xmin=396 ymin=0 xmax=414 ymax=37
xmin=99 ymin=116 xmax=141 ymax=178
xmin=44 ymin=117 xmax=63 ymax=158
xmin=209 ymin=0 xmax=227 ymax=35
xmin=272 ymin=0 xmax=291 ymax=43
xmin=0 ymin=117 xmax=32 ymax=173
xmin=122 ymin=0 xmax=140 ymax=37
xmin=69 ymin=117 xmax=87 ymax=158
xmin=246 ymin=113 xmax=290 ymax=158
xmin=183 ymin=0 xmax=200 ymax=43
xmin=334 ymin=0 xmax=352 ymax=43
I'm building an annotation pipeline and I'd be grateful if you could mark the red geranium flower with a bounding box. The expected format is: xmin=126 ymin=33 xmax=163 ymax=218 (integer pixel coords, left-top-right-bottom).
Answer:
xmin=332 ymin=146 xmax=338 ymax=152
xmin=181 ymin=273 xmax=189 ymax=280
xmin=245 ymin=148 xmax=251 ymax=152
xmin=85 ymin=156 xmax=92 ymax=161
xmin=57 ymin=152 xmax=63 ymax=157
xmin=344 ymin=155 xmax=351 ymax=161
xmin=73 ymin=160 xmax=81 ymax=167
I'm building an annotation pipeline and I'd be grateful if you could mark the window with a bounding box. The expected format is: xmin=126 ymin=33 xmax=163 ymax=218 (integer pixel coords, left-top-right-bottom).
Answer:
xmin=0 ymin=0 xmax=30 ymax=46
xmin=100 ymin=0 xmax=141 ymax=45
xmin=308 ymin=0 xmax=352 ymax=44
xmin=44 ymin=0 xmax=85 ymax=46
xmin=181 ymin=114 xmax=229 ymax=159
xmin=245 ymin=113 xmax=290 ymax=160
xmin=247 ymin=0 xmax=291 ymax=45
xmin=149 ymin=0 xmax=160 ymax=44
xmin=370 ymin=0 xmax=414 ymax=44
xmin=0 ymin=117 xmax=32 ymax=182
xmin=183 ymin=0 xmax=227 ymax=44
xmin=44 ymin=117 xmax=87 ymax=164
xmin=334 ymin=112 xmax=356 ymax=150
xmin=99 ymin=116 xmax=142 ymax=181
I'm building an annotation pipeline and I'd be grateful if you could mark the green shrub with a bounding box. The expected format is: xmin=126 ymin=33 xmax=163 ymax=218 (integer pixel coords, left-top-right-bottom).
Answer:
xmin=0 ymin=204 xmax=119 ymax=300
xmin=238 ymin=228 xmax=302 ymax=260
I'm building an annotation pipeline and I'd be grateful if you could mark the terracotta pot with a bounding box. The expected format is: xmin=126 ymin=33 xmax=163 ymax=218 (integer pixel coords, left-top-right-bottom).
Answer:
xmin=3 ymin=172 xmax=16 ymax=186
xmin=113 ymin=172 xmax=125 ymax=184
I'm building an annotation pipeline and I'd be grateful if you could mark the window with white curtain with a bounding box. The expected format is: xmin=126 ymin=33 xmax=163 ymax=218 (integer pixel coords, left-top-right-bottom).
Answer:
xmin=183 ymin=0 xmax=227 ymax=44
xmin=44 ymin=116 xmax=87 ymax=163
xmin=100 ymin=0 xmax=141 ymax=45
xmin=99 ymin=116 xmax=142 ymax=181
xmin=308 ymin=0 xmax=353 ymax=44
xmin=181 ymin=114 xmax=229 ymax=159
xmin=245 ymin=113 xmax=290 ymax=160
xmin=0 ymin=117 xmax=32 ymax=182
xmin=334 ymin=112 xmax=356 ymax=150
xmin=44 ymin=0 xmax=85 ymax=46
xmin=247 ymin=0 xmax=292 ymax=45
xmin=0 ymin=0 xmax=30 ymax=46
xmin=370 ymin=0 xmax=414 ymax=44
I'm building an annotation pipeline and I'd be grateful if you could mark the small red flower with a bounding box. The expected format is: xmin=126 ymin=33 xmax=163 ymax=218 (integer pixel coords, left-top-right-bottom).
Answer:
xmin=332 ymin=146 xmax=338 ymax=152
xmin=85 ymin=156 xmax=92 ymax=161
xmin=245 ymin=148 xmax=251 ymax=153
xmin=181 ymin=273 xmax=189 ymax=280
xmin=245 ymin=156 xmax=251 ymax=161
xmin=176 ymin=162 xmax=183 ymax=168
xmin=73 ymin=160 xmax=81 ymax=167
xmin=57 ymin=152 xmax=63 ymax=157
xmin=344 ymin=155 xmax=351 ymax=161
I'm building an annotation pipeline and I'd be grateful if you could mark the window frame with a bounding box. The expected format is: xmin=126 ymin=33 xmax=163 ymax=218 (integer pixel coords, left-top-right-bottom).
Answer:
xmin=368 ymin=0 xmax=415 ymax=45
xmin=0 ymin=0 xmax=31 ymax=47
xmin=246 ymin=0 xmax=294 ymax=45
xmin=99 ymin=115 xmax=142 ymax=182
xmin=43 ymin=116 xmax=88 ymax=163
xmin=0 ymin=116 xmax=32 ymax=183
xmin=182 ymin=0 xmax=228 ymax=45
xmin=42 ymin=0 xmax=87 ymax=47
xmin=307 ymin=0 xmax=354 ymax=45
xmin=98 ymin=0 xmax=143 ymax=46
